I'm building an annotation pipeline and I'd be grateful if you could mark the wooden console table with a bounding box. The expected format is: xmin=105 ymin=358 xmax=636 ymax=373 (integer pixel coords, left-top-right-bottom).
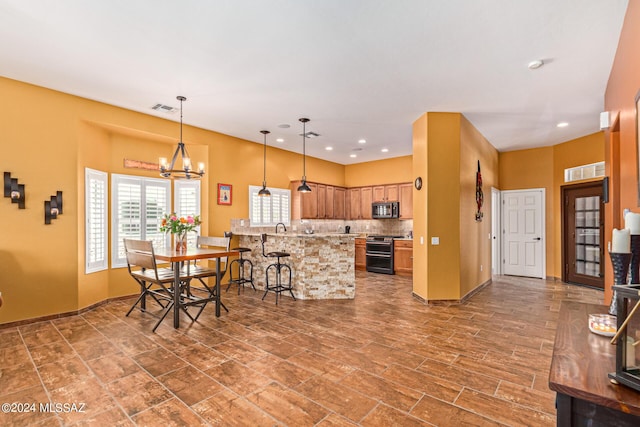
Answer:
xmin=549 ymin=301 xmax=640 ymax=426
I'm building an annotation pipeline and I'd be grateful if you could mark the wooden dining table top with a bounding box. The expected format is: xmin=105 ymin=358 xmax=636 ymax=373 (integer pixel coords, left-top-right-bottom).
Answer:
xmin=153 ymin=247 xmax=239 ymax=263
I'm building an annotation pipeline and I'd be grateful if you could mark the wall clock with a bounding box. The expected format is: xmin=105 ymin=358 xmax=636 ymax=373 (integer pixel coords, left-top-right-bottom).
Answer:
xmin=414 ymin=177 xmax=422 ymax=190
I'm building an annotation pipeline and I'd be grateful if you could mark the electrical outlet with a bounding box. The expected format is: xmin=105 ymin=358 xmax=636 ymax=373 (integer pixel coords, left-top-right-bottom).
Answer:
xmin=240 ymin=219 xmax=245 ymax=227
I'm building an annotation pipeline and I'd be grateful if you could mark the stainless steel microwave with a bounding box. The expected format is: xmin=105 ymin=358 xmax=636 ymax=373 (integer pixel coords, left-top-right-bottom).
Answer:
xmin=372 ymin=202 xmax=399 ymax=219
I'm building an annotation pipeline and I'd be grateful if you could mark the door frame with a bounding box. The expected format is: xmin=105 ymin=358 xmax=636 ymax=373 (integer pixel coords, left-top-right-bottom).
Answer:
xmin=491 ymin=187 xmax=501 ymax=275
xmin=561 ymin=180 xmax=605 ymax=288
xmin=500 ymin=188 xmax=546 ymax=279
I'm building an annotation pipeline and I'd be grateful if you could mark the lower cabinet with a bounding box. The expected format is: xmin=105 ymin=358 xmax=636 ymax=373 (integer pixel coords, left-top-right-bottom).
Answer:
xmin=394 ymin=240 xmax=413 ymax=276
xmin=355 ymin=238 xmax=366 ymax=271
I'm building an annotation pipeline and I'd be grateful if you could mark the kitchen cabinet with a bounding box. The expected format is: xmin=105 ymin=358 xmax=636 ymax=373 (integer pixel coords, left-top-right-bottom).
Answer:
xmin=325 ymin=185 xmax=335 ymax=218
xmin=373 ymin=184 xmax=399 ymax=202
xmin=290 ymin=181 xmax=318 ymax=219
xmin=355 ymin=238 xmax=366 ymax=271
xmin=394 ymin=239 xmax=413 ymax=276
xmin=317 ymin=184 xmax=326 ymax=218
xmin=334 ymin=187 xmax=345 ymax=219
xmin=360 ymin=187 xmax=372 ymax=219
xmin=348 ymin=188 xmax=360 ymax=219
xmin=399 ymin=183 xmax=413 ymax=219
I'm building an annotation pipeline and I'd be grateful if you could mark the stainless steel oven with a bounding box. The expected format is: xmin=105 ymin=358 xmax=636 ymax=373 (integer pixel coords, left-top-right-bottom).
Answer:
xmin=366 ymin=235 xmax=400 ymax=274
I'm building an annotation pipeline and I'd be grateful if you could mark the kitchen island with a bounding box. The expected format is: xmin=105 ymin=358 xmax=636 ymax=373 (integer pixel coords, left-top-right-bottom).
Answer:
xmin=234 ymin=233 xmax=356 ymax=300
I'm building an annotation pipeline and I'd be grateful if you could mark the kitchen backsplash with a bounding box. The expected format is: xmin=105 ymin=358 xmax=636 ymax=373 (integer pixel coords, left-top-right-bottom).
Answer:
xmin=231 ymin=218 xmax=413 ymax=237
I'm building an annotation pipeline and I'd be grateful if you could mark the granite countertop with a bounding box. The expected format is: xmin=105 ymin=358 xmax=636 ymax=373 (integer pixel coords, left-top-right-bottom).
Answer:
xmin=233 ymin=232 xmax=357 ymax=238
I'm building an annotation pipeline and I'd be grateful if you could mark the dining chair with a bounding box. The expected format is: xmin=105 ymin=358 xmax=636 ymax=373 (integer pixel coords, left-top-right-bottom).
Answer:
xmin=123 ymin=238 xmax=196 ymax=332
xmin=182 ymin=232 xmax=232 ymax=320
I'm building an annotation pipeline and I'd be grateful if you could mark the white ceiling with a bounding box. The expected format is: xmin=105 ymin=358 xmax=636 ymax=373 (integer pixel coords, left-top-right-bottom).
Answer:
xmin=0 ymin=0 xmax=628 ymax=165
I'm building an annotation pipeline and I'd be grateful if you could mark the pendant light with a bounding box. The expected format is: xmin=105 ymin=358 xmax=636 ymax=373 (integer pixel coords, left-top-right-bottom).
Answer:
xmin=159 ymin=96 xmax=205 ymax=179
xmin=258 ymin=130 xmax=271 ymax=197
xmin=297 ymin=117 xmax=312 ymax=192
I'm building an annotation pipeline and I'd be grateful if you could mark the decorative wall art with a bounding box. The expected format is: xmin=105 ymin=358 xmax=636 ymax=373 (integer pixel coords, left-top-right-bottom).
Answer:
xmin=3 ymin=172 xmax=25 ymax=209
xmin=217 ymin=183 xmax=232 ymax=205
xmin=475 ymin=160 xmax=483 ymax=221
xmin=45 ymin=191 xmax=63 ymax=224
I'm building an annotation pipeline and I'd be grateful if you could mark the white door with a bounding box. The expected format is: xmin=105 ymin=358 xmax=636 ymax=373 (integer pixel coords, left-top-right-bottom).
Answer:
xmin=491 ymin=187 xmax=501 ymax=275
xmin=502 ymin=189 xmax=545 ymax=279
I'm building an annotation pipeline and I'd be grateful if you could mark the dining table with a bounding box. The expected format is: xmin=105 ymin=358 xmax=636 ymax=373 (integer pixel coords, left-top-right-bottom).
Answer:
xmin=153 ymin=247 xmax=239 ymax=328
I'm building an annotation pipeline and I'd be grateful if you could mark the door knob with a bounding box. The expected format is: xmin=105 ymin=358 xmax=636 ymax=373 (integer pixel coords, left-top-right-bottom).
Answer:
xmin=534 ymin=237 xmax=541 ymax=241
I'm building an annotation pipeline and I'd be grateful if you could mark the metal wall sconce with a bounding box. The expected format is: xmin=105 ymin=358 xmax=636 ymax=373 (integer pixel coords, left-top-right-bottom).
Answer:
xmin=3 ymin=172 xmax=25 ymax=209
xmin=44 ymin=191 xmax=63 ymax=224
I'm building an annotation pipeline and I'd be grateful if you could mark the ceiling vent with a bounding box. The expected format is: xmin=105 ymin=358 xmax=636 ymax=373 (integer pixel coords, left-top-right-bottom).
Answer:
xmin=151 ymin=103 xmax=178 ymax=113
xmin=300 ymin=131 xmax=320 ymax=138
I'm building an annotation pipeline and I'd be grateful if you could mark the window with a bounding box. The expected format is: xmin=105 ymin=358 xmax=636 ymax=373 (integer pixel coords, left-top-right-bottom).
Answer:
xmin=174 ymin=180 xmax=201 ymax=247
xmin=111 ymin=174 xmax=170 ymax=267
xmin=85 ymin=168 xmax=108 ymax=273
xmin=564 ymin=161 xmax=605 ymax=183
xmin=249 ymin=185 xmax=290 ymax=227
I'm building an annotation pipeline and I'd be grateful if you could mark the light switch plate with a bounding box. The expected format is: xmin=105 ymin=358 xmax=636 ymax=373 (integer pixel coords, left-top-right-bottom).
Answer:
xmin=431 ymin=237 xmax=440 ymax=245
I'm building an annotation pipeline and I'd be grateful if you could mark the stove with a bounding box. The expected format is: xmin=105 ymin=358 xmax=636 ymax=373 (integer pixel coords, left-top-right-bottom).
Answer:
xmin=365 ymin=235 xmax=404 ymax=274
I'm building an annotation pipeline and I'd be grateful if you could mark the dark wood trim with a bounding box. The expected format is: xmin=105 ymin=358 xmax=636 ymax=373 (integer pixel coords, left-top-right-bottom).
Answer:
xmin=0 ymin=294 xmax=135 ymax=330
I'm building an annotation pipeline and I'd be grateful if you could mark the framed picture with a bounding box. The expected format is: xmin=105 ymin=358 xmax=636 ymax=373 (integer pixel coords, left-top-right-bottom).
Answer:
xmin=217 ymin=183 xmax=232 ymax=205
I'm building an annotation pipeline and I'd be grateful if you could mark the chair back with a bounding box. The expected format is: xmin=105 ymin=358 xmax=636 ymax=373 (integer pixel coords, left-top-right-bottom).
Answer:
xmin=196 ymin=234 xmax=231 ymax=272
xmin=260 ymin=233 xmax=268 ymax=257
xmin=123 ymin=238 xmax=160 ymax=280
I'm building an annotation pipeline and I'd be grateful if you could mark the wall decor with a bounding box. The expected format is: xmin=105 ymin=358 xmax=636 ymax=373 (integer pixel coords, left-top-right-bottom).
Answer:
xmin=44 ymin=191 xmax=63 ymax=224
xmin=217 ymin=183 xmax=232 ymax=205
xmin=124 ymin=159 xmax=160 ymax=171
xmin=475 ymin=160 xmax=483 ymax=221
xmin=3 ymin=172 xmax=25 ymax=209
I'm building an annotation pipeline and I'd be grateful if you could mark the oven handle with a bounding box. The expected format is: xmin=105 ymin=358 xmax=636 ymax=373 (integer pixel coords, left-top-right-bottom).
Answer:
xmin=366 ymin=253 xmax=391 ymax=258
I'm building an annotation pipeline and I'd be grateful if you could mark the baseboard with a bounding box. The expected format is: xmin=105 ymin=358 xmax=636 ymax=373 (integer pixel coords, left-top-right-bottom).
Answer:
xmin=0 ymin=294 xmax=135 ymax=330
xmin=411 ymin=278 xmax=492 ymax=306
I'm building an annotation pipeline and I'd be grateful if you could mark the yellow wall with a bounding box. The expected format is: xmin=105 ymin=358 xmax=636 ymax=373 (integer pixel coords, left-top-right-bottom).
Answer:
xmin=499 ymin=133 xmax=604 ymax=279
xmin=0 ymin=76 xmax=349 ymax=324
xmin=413 ymin=113 xmax=498 ymax=301
xmin=345 ymin=156 xmax=413 ymax=187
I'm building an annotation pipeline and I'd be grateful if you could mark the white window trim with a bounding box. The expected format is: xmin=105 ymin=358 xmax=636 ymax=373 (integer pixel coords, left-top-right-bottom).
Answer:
xmin=111 ymin=174 xmax=171 ymax=268
xmin=174 ymin=179 xmax=202 ymax=247
xmin=85 ymin=168 xmax=108 ymax=274
xmin=249 ymin=185 xmax=291 ymax=227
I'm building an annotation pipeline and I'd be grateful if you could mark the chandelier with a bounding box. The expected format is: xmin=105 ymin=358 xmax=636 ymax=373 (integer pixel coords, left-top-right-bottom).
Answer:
xmin=159 ymin=96 xmax=205 ymax=179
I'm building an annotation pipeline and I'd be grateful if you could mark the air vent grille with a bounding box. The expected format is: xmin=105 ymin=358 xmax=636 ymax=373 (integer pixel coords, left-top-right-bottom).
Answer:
xmin=151 ymin=103 xmax=178 ymax=113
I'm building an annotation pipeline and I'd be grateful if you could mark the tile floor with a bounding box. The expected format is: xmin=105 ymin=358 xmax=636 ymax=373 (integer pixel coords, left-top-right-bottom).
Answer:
xmin=0 ymin=272 xmax=605 ymax=426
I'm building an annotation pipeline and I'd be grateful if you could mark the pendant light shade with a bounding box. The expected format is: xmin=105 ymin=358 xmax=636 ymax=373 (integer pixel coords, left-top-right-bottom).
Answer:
xmin=159 ymin=96 xmax=205 ymax=179
xmin=297 ymin=117 xmax=312 ymax=192
xmin=258 ymin=130 xmax=271 ymax=197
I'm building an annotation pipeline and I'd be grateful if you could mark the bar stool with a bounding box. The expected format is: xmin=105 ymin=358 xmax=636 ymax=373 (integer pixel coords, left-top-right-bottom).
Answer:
xmin=260 ymin=233 xmax=295 ymax=305
xmin=227 ymin=247 xmax=256 ymax=294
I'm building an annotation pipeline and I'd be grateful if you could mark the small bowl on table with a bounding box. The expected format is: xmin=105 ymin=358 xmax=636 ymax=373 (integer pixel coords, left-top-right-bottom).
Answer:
xmin=588 ymin=314 xmax=617 ymax=337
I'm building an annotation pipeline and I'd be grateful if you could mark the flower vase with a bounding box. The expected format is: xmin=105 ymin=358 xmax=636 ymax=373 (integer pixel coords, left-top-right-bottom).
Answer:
xmin=175 ymin=233 xmax=187 ymax=252
xmin=609 ymin=251 xmax=632 ymax=316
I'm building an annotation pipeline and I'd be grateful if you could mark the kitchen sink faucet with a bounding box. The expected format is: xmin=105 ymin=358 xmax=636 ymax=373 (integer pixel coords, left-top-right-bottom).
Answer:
xmin=275 ymin=222 xmax=287 ymax=233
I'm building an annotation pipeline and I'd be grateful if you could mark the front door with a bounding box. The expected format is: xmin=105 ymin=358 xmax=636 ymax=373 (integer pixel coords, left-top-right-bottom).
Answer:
xmin=562 ymin=181 xmax=604 ymax=288
xmin=502 ymin=189 xmax=545 ymax=279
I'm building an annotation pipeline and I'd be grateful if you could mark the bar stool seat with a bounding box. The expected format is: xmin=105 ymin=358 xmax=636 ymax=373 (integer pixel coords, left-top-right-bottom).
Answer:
xmin=260 ymin=234 xmax=295 ymax=305
xmin=227 ymin=247 xmax=256 ymax=294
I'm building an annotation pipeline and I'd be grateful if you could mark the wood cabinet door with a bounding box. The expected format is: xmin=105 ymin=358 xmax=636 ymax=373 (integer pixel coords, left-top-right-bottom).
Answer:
xmin=349 ymin=188 xmax=361 ymax=219
xmin=399 ymin=183 xmax=413 ymax=219
xmin=372 ymin=186 xmax=385 ymax=202
xmin=325 ymin=185 xmax=334 ymax=218
xmin=355 ymin=238 xmax=366 ymax=270
xmin=301 ymin=182 xmax=318 ymax=218
xmin=317 ymin=184 xmax=326 ymax=219
xmin=394 ymin=240 xmax=413 ymax=276
xmin=386 ymin=184 xmax=399 ymax=202
xmin=360 ymin=187 xmax=372 ymax=219
xmin=334 ymin=187 xmax=345 ymax=219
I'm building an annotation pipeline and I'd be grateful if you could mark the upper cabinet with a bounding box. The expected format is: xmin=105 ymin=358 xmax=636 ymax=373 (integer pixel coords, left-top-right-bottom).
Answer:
xmin=291 ymin=180 xmax=412 ymax=220
xmin=373 ymin=184 xmax=399 ymax=202
xmin=398 ymin=183 xmax=413 ymax=219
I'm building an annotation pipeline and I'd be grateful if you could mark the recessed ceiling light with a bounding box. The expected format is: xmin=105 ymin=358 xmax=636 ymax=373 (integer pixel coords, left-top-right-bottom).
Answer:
xmin=557 ymin=122 xmax=569 ymax=128
xmin=325 ymin=146 xmax=333 ymax=151
xmin=358 ymin=139 xmax=366 ymax=144
xmin=528 ymin=59 xmax=544 ymax=70
xmin=276 ymin=138 xmax=284 ymax=143
xmin=350 ymin=154 xmax=357 ymax=158
xmin=278 ymin=124 xmax=290 ymax=129
xmin=381 ymin=148 xmax=389 ymax=153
